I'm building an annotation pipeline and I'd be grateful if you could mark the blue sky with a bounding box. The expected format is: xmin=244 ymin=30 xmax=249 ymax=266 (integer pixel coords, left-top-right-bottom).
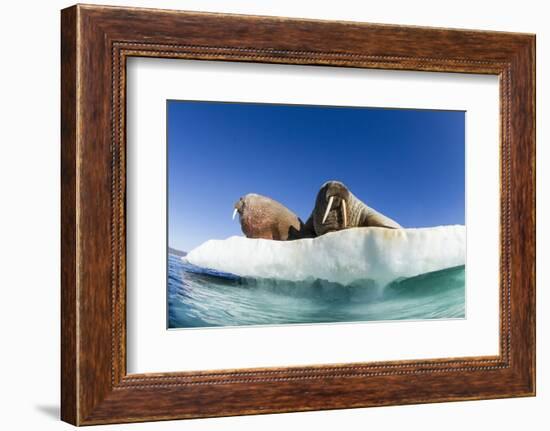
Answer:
xmin=168 ymin=101 xmax=465 ymax=252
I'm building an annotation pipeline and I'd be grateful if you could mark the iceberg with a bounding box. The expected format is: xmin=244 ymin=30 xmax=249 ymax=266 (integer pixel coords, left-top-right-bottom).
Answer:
xmin=184 ymin=225 xmax=465 ymax=286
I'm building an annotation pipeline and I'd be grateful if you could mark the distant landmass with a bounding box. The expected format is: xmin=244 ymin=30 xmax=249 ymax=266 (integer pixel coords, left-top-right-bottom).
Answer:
xmin=168 ymin=247 xmax=187 ymax=257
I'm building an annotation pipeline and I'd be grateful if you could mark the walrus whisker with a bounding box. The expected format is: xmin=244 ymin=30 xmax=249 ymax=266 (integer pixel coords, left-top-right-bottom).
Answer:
xmin=322 ymin=196 xmax=334 ymax=224
xmin=232 ymin=208 xmax=238 ymax=220
xmin=342 ymin=199 xmax=347 ymax=228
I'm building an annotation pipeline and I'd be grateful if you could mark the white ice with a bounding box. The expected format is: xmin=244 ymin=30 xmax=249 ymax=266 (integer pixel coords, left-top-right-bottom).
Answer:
xmin=184 ymin=225 xmax=466 ymax=286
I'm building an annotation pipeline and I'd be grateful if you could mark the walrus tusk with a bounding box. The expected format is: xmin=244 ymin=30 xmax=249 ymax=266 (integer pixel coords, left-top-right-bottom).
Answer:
xmin=322 ymin=196 xmax=334 ymax=224
xmin=342 ymin=199 xmax=347 ymax=228
xmin=232 ymin=208 xmax=238 ymax=220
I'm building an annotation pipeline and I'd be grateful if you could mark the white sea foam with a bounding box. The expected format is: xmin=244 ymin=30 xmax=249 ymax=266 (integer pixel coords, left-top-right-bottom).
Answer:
xmin=184 ymin=226 xmax=466 ymax=286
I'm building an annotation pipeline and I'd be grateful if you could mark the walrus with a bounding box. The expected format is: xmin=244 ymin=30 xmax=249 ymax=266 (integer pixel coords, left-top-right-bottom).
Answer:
xmin=306 ymin=180 xmax=402 ymax=236
xmin=233 ymin=193 xmax=315 ymax=240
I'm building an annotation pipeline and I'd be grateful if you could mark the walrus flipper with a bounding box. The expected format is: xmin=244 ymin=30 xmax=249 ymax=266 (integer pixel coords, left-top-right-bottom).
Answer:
xmin=362 ymin=206 xmax=402 ymax=229
xmin=287 ymin=217 xmax=317 ymax=240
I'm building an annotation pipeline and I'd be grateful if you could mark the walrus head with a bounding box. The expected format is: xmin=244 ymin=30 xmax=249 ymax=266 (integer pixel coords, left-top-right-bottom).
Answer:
xmin=312 ymin=180 xmax=350 ymax=236
xmin=232 ymin=196 xmax=246 ymax=221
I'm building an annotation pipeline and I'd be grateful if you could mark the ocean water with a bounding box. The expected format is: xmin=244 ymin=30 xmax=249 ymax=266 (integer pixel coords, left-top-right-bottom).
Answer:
xmin=167 ymin=252 xmax=465 ymax=329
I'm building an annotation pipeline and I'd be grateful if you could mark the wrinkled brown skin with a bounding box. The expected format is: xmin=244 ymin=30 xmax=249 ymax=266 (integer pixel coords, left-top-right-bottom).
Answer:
xmin=234 ymin=193 xmax=315 ymax=240
xmin=306 ymin=180 xmax=402 ymax=236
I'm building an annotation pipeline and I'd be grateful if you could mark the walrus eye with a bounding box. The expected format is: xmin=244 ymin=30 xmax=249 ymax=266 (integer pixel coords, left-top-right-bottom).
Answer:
xmin=322 ymin=196 xmax=334 ymax=224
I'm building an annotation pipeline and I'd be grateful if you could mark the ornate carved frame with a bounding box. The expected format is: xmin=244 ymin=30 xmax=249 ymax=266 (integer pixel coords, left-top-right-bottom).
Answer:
xmin=61 ymin=4 xmax=535 ymax=425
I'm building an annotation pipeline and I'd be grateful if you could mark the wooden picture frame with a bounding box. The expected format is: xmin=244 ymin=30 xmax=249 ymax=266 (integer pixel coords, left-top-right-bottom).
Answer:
xmin=61 ymin=4 xmax=535 ymax=425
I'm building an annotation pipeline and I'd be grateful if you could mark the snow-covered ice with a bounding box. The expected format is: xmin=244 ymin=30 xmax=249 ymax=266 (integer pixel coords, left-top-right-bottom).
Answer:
xmin=184 ymin=225 xmax=466 ymax=286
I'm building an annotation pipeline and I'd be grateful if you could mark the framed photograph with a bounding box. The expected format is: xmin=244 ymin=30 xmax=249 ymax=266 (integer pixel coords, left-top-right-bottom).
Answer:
xmin=61 ymin=4 xmax=535 ymax=425
xmin=166 ymin=101 xmax=466 ymax=330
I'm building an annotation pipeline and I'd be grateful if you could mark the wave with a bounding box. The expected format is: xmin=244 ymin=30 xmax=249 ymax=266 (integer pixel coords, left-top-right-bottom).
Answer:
xmin=184 ymin=225 xmax=465 ymax=286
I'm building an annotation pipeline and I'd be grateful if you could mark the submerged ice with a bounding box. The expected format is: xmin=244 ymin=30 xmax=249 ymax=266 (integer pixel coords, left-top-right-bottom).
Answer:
xmin=184 ymin=225 xmax=466 ymax=286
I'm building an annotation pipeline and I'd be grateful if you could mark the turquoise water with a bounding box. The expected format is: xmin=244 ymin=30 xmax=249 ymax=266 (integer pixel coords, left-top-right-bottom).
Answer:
xmin=167 ymin=253 xmax=465 ymax=328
